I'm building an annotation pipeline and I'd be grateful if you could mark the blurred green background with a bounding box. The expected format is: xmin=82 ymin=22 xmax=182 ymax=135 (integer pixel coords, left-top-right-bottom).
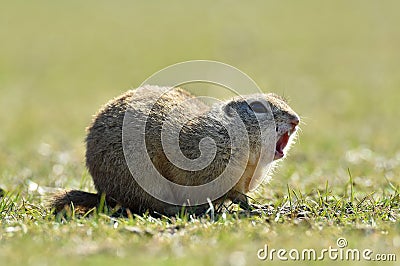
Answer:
xmin=1 ymin=0 xmax=399 ymax=190
xmin=1 ymin=1 xmax=399 ymax=265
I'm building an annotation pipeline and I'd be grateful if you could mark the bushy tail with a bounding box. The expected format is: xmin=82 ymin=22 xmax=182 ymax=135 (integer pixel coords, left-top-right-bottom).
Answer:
xmin=50 ymin=190 xmax=101 ymax=213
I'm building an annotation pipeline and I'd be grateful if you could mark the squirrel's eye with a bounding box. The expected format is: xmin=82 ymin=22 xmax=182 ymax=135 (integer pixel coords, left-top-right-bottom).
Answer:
xmin=250 ymin=101 xmax=268 ymax=113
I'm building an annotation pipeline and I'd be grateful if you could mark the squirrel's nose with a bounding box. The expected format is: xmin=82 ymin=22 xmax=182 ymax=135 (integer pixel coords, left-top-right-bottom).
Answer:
xmin=290 ymin=116 xmax=300 ymax=127
xmin=290 ymin=117 xmax=300 ymax=132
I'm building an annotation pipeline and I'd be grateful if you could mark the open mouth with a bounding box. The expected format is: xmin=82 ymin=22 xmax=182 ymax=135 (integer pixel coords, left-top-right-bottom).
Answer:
xmin=274 ymin=131 xmax=290 ymax=160
xmin=273 ymin=117 xmax=299 ymax=160
xmin=274 ymin=124 xmax=299 ymax=160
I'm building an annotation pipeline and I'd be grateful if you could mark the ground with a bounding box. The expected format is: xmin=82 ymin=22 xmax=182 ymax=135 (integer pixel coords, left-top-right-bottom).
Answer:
xmin=0 ymin=1 xmax=399 ymax=265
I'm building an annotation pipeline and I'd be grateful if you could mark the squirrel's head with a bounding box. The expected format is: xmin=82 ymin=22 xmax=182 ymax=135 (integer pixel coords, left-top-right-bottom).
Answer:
xmin=220 ymin=93 xmax=300 ymax=162
xmin=212 ymin=92 xmax=300 ymax=192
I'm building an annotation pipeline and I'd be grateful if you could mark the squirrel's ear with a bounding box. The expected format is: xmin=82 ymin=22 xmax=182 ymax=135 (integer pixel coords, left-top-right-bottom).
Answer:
xmin=250 ymin=101 xmax=269 ymax=113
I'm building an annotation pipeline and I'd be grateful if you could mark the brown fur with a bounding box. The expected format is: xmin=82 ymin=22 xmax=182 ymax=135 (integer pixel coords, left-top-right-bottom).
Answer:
xmin=50 ymin=86 xmax=299 ymax=216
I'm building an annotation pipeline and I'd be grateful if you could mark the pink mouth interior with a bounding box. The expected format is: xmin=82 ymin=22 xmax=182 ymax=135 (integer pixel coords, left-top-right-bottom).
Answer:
xmin=274 ymin=132 xmax=289 ymax=160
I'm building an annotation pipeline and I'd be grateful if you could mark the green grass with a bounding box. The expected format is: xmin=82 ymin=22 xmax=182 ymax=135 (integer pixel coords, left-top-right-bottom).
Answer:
xmin=1 ymin=1 xmax=399 ymax=265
